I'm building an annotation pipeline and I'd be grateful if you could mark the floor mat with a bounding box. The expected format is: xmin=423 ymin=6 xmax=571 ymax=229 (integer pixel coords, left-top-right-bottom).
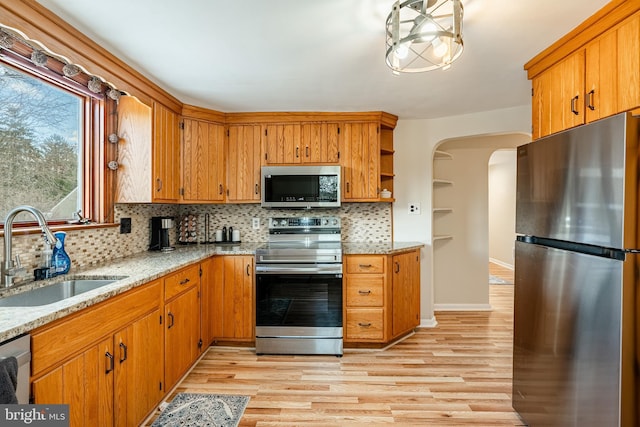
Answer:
xmin=152 ymin=393 xmax=249 ymax=427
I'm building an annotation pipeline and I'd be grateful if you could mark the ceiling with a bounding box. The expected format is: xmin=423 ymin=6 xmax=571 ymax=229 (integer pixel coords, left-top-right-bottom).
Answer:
xmin=35 ymin=0 xmax=610 ymax=120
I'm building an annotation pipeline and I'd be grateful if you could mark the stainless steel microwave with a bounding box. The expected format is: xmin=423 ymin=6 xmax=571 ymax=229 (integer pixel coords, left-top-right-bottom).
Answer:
xmin=261 ymin=165 xmax=341 ymax=209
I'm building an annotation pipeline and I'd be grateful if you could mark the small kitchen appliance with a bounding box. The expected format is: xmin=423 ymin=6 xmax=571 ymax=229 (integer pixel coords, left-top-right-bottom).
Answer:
xmin=149 ymin=216 xmax=174 ymax=252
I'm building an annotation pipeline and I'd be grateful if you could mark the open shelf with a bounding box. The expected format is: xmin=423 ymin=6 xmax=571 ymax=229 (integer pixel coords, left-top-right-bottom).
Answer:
xmin=433 ymin=179 xmax=453 ymax=185
xmin=434 ymin=150 xmax=453 ymax=160
xmin=433 ymin=234 xmax=453 ymax=241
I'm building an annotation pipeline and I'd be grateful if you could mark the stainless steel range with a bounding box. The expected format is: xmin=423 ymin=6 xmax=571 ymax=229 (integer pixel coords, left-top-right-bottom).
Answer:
xmin=255 ymin=216 xmax=343 ymax=356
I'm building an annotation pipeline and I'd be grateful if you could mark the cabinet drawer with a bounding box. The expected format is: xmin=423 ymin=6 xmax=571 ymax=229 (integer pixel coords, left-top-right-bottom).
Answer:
xmin=346 ymin=276 xmax=384 ymax=307
xmin=345 ymin=308 xmax=384 ymax=340
xmin=164 ymin=264 xmax=200 ymax=301
xmin=346 ymin=255 xmax=385 ymax=274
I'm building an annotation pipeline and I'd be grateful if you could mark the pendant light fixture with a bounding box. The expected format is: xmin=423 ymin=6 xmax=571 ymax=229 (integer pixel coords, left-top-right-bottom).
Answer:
xmin=385 ymin=0 xmax=464 ymax=73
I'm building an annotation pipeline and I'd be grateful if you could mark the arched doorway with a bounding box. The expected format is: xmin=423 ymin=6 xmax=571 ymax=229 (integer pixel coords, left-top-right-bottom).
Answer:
xmin=431 ymin=133 xmax=528 ymax=311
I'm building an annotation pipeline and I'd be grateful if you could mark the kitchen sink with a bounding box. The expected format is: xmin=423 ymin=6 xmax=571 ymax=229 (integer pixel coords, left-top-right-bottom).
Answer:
xmin=0 ymin=277 xmax=127 ymax=307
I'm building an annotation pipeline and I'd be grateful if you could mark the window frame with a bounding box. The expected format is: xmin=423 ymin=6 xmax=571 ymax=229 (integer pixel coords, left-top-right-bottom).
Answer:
xmin=0 ymin=54 xmax=111 ymax=229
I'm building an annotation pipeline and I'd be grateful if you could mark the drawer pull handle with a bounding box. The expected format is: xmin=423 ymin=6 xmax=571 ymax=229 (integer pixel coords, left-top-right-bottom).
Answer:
xmin=179 ymin=278 xmax=190 ymax=285
xmin=246 ymin=264 xmax=251 ymax=276
xmin=587 ymin=89 xmax=595 ymax=111
xmin=167 ymin=312 xmax=175 ymax=329
xmin=570 ymin=95 xmax=579 ymax=115
xmin=359 ymin=264 xmax=372 ymax=268
xmin=105 ymin=351 xmax=114 ymax=374
xmin=358 ymin=290 xmax=371 ymax=295
xmin=358 ymin=322 xmax=372 ymax=328
xmin=119 ymin=342 xmax=128 ymax=364
xmin=255 ymin=183 xmax=259 ymax=195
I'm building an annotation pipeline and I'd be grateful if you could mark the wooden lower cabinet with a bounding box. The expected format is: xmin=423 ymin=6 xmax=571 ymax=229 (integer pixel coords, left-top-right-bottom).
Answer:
xmin=344 ymin=250 xmax=420 ymax=345
xmin=391 ymin=250 xmax=421 ymax=337
xmin=163 ymin=264 xmax=202 ymax=391
xmin=209 ymin=255 xmax=254 ymax=343
xmin=31 ymin=280 xmax=163 ymax=427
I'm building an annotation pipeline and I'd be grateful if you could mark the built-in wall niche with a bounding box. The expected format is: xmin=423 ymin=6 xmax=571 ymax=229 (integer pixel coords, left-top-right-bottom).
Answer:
xmin=432 ymin=149 xmax=454 ymax=241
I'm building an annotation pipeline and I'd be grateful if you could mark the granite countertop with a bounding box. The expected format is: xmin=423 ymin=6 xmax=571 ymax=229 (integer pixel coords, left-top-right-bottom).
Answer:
xmin=0 ymin=241 xmax=423 ymax=343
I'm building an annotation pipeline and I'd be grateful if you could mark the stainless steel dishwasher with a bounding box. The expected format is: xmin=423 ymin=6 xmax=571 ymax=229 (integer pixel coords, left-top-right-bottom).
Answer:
xmin=0 ymin=334 xmax=31 ymax=404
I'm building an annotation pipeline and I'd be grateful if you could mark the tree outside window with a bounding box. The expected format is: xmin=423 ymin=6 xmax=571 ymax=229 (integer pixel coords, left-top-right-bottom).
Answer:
xmin=0 ymin=62 xmax=82 ymax=222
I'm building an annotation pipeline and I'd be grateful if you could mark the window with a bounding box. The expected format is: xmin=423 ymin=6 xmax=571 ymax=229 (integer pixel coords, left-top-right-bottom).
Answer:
xmin=0 ymin=61 xmax=86 ymax=223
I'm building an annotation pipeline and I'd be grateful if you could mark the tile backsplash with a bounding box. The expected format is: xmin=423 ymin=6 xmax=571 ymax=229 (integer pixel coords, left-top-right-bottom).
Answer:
xmin=1 ymin=203 xmax=391 ymax=285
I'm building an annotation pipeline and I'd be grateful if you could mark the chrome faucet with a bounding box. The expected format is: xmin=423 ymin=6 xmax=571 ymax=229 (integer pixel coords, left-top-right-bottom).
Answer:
xmin=2 ymin=205 xmax=57 ymax=287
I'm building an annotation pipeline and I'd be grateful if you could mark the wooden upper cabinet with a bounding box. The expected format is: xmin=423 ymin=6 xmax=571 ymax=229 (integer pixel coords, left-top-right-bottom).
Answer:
xmin=115 ymin=98 xmax=180 ymax=203
xmin=616 ymin=12 xmax=640 ymax=112
xmin=585 ymin=30 xmax=618 ymax=123
xmin=181 ymin=118 xmax=226 ymax=203
xmin=153 ymin=102 xmax=180 ymax=202
xmin=300 ymin=122 xmax=340 ymax=164
xmin=263 ymin=123 xmax=301 ymax=164
xmin=527 ymin=4 xmax=640 ymax=139
xmin=227 ymin=124 xmax=262 ymax=202
xmin=340 ymin=122 xmax=380 ymax=201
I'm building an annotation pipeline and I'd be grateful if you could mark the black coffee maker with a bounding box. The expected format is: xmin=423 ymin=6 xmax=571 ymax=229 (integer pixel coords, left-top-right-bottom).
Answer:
xmin=149 ymin=216 xmax=175 ymax=252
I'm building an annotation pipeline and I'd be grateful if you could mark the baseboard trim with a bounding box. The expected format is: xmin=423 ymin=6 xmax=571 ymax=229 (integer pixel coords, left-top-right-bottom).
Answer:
xmin=489 ymin=258 xmax=514 ymax=270
xmin=418 ymin=317 xmax=438 ymax=328
xmin=434 ymin=303 xmax=493 ymax=311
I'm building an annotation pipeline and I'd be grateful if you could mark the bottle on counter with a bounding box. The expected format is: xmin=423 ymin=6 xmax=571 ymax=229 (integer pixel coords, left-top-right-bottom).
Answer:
xmin=222 ymin=226 xmax=227 ymax=242
xmin=229 ymin=227 xmax=233 ymax=242
xmin=52 ymin=231 xmax=71 ymax=275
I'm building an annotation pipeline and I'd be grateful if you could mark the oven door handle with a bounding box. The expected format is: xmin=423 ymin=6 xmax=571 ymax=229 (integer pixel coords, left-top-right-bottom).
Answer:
xmin=256 ymin=264 xmax=343 ymax=275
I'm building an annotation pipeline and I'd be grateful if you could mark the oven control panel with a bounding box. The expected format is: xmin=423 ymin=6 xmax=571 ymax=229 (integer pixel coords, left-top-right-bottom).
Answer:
xmin=269 ymin=216 xmax=340 ymax=229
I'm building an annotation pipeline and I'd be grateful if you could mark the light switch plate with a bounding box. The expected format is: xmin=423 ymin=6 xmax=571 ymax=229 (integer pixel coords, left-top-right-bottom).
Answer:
xmin=408 ymin=203 xmax=421 ymax=215
xmin=252 ymin=218 xmax=260 ymax=229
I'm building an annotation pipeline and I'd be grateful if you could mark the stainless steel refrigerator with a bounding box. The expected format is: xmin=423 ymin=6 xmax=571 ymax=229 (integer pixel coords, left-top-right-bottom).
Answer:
xmin=514 ymin=112 xmax=639 ymax=427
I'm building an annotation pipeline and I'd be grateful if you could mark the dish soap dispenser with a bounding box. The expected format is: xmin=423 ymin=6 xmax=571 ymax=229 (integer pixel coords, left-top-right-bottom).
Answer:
xmin=52 ymin=231 xmax=71 ymax=275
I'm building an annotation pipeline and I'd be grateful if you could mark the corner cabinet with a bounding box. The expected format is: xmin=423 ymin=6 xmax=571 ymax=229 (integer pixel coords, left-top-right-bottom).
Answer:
xmin=181 ymin=117 xmax=226 ymax=203
xmin=115 ymin=97 xmax=180 ymax=203
xmin=344 ymin=249 xmax=420 ymax=346
xmin=527 ymin=5 xmax=640 ymax=139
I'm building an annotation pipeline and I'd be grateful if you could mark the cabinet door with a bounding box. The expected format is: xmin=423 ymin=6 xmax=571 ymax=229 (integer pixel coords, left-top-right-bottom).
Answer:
xmin=263 ymin=123 xmax=301 ymax=164
xmin=32 ymin=338 xmax=114 ymax=427
xmin=114 ymin=309 xmax=164 ymax=427
xmin=557 ymin=50 xmax=585 ymax=133
xmin=391 ymin=250 xmax=420 ymax=337
xmin=300 ymin=122 xmax=339 ymax=163
xmin=115 ymin=96 xmax=153 ymax=203
xmin=153 ymin=102 xmax=180 ymax=202
xmin=165 ymin=285 xmax=201 ymax=390
xmin=227 ymin=124 xmax=262 ymax=202
xmin=212 ymin=256 xmax=254 ymax=341
xmin=340 ymin=122 xmax=380 ymax=201
xmin=182 ymin=119 xmax=226 ymax=202
xmin=618 ymin=12 xmax=640 ymax=112
xmin=200 ymin=257 xmax=216 ymax=348
xmin=586 ymin=30 xmax=618 ymax=123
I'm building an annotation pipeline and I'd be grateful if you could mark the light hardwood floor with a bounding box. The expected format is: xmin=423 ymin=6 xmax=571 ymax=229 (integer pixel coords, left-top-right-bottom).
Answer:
xmin=151 ymin=265 xmax=523 ymax=426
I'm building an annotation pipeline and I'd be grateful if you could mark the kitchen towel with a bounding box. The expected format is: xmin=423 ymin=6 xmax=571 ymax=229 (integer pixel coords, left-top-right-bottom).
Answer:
xmin=0 ymin=356 xmax=18 ymax=404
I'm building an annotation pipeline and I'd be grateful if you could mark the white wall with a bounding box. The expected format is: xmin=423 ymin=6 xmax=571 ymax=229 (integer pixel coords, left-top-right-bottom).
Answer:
xmin=392 ymin=105 xmax=531 ymax=326
xmin=488 ymin=150 xmax=517 ymax=268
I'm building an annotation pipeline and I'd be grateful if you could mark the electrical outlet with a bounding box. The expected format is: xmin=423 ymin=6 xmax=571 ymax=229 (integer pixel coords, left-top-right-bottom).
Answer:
xmin=120 ymin=217 xmax=132 ymax=234
xmin=408 ymin=203 xmax=421 ymax=215
xmin=252 ymin=218 xmax=260 ymax=230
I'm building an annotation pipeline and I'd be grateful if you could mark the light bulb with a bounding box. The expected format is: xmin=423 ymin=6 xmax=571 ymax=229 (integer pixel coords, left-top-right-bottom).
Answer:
xmin=418 ymin=22 xmax=438 ymax=43
xmin=395 ymin=42 xmax=410 ymax=59
xmin=432 ymin=37 xmax=449 ymax=58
